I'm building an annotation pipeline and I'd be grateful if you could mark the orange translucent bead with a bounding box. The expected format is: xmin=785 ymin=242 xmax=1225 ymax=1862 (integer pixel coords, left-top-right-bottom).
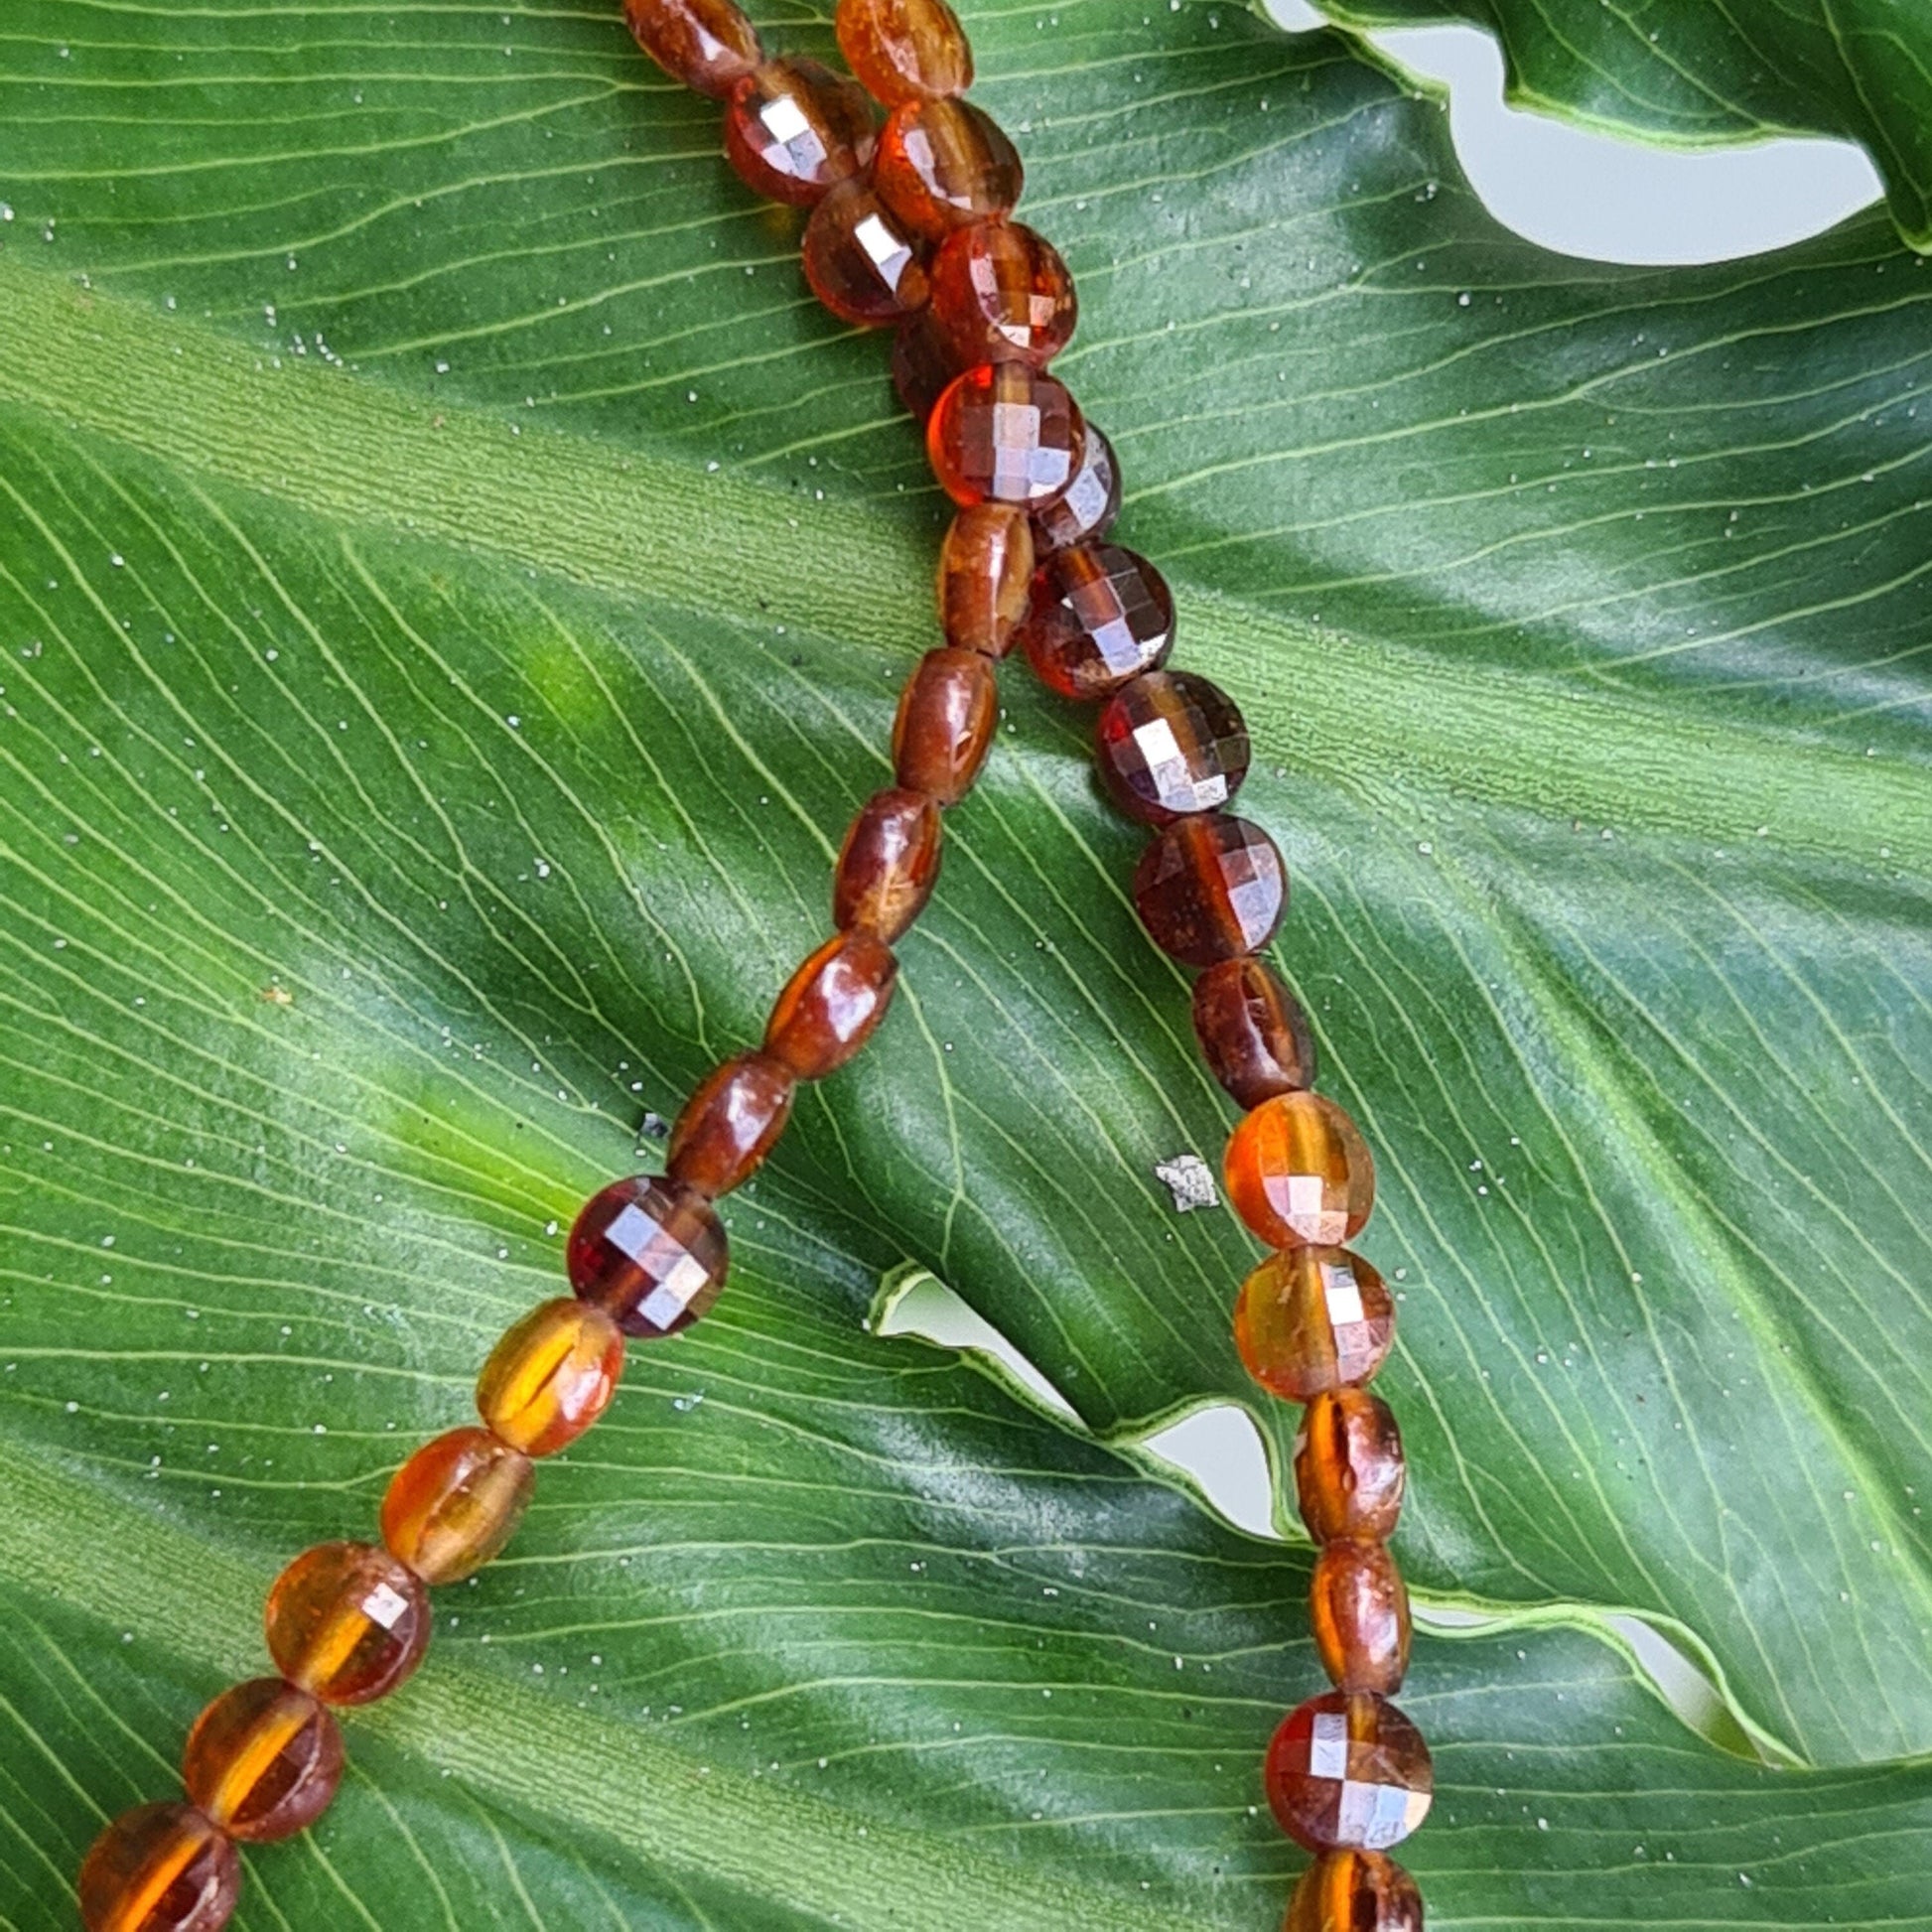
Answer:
xmin=477 ymin=1296 xmax=625 ymax=1455
xmin=891 ymin=309 xmax=965 ymax=420
xmin=1266 ymin=1691 xmax=1432 ymax=1853
xmin=724 ymin=59 xmax=876 ymax=207
xmin=182 ymin=1677 xmax=343 ymax=1844
xmin=667 ymin=1050 xmax=795 ymax=1195
xmin=1233 ymin=1246 xmax=1394 ymax=1401
xmin=78 ymin=1803 xmax=238 ymax=1932
xmin=1133 ymin=813 xmax=1285 ymax=968
xmin=1224 ymin=1092 xmax=1375 ymax=1249
xmin=928 ymin=361 xmax=1084 ymax=508
xmin=928 ymin=218 xmax=1076 ymax=367
xmin=938 ymin=501 xmax=1035 ymax=656
xmin=568 ymin=1174 xmax=728 ymax=1338
xmin=765 ymin=930 xmax=898 ymax=1077
xmin=875 ymin=96 xmax=1022 ymax=239
xmin=1192 ymin=956 xmax=1316 ymax=1109
xmin=893 ymin=645 xmax=999 ymax=804
xmin=1311 ymin=1538 xmax=1412 ymax=1694
xmin=1033 ymin=423 xmax=1121 ymax=555
xmin=1296 ymin=1387 xmax=1407 ymax=1543
xmin=834 ymin=786 xmax=944 ymax=941
xmin=1285 ymin=1851 xmax=1425 ymax=1932
xmin=622 ymin=0 xmax=760 ymax=97
xmin=264 ymin=1541 xmax=431 ymax=1706
xmin=802 ymin=179 xmax=929 ymax=326
xmin=835 ymin=0 xmax=972 ymax=105
xmin=380 ymin=1426 xmax=534 ymax=1586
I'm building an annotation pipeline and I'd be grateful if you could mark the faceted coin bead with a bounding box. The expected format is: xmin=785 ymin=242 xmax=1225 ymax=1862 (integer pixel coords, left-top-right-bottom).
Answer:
xmin=938 ymin=501 xmax=1035 ymax=656
xmin=1286 ymin=1851 xmax=1426 ymax=1932
xmin=1022 ymin=543 xmax=1174 ymax=700
xmin=182 ymin=1678 xmax=344 ymax=1844
xmin=834 ymin=788 xmax=944 ymax=941
xmin=380 ymin=1426 xmax=534 ymax=1586
xmin=568 ymin=1175 xmax=728 ymax=1339
xmin=724 ymin=59 xmax=876 ymax=207
xmin=1224 ymin=1091 xmax=1375 ymax=1249
xmin=668 ymin=1051 xmax=795 ymax=1196
xmin=1266 ymin=1691 xmax=1433 ymax=1853
xmin=928 ymin=219 xmax=1076 ymax=367
xmin=876 ymin=97 xmax=1023 ymax=239
xmin=1192 ymin=956 xmax=1316 ymax=1109
xmin=78 ymin=1803 xmax=239 ymax=1932
xmin=265 ymin=1541 xmax=430 ymax=1707
xmin=1133 ymin=813 xmax=1286 ymax=968
xmin=803 ymin=179 xmax=928 ymax=326
xmin=835 ymin=0 xmax=972 ymax=105
xmin=1311 ymin=1539 xmax=1412 ymax=1695
xmin=1095 ymin=670 xmax=1250 ymax=824
xmin=1296 ymin=1387 xmax=1407 ymax=1543
xmin=894 ymin=645 xmax=999 ymax=803
xmin=1233 ymin=1245 xmax=1393 ymax=1401
xmin=623 ymin=0 xmax=759 ymax=97
xmin=1033 ymin=423 xmax=1121 ymax=555
xmin=892 ymin=310 xmax=962 ymax=420
xmin=928 ymin=362 xmax=1084 ymax=507
xmin=477 ymin=1297 xmax=624 ymax=1456
xmin=765 ymin=930 xmax=898 ymax=1077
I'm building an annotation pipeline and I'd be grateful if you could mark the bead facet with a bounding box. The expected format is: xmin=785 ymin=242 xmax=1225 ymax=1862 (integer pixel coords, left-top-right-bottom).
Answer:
xmin=568 ymin=1175 xmax=729 ymax=1338
xmin=893 ymin=645 xmax=999 ymax=803
xmin=1286 ymin=1850 xmax=1425 ymax=1932
xmin=1133 ymin=813 xmax=1285 ymax=967
xmin=78 ymin=1803 xmax=239 ymax=1932
xmin=1311 ymin=1538 xmax=1412 ymax=1694
xmin=724 ymin=59 xmax=876 ymax=206
xmin=1095 ymin=670 xmax=1249 ymax=824
xmin=622 ymin=0 xmax=760 ymax=97
xmin=380 ymin=1426 xmax=534 ymax=1586
xmin=834 ymin=787 xmax=944 ymax=941
xmin=1295 ymin=1386 xmax=1407 ymax=1542
xmin=1233 ymin=1246 xmax=1393 ymax=1401
xmin=928 ymin=218 xmax=1076 ymax=367
xmin=668 ymin=1051 xmax=796 ymax=1196
xmin=1191 ymin=956 xmax=1316 ymax=1109
xmin=835 ymin=0 xmax=972 ymax=105
xmin=875 ymin=97 xmax=1022 ymax=239
xmin=182 ymin=1678 xmax=343 ymax=1844
xmin=1032 ymin=423 xmax=1122 ymax=555
xmin=938 ymin=501 xmax=1035 ymax=656
xmin=765 ymin=930 xmax=898 ymax=1077
xmin=803 ymin=179 xmax=929 ymax=326
xmin=1224 ymin=1091 xmax=1374 ymax=1249
xmin=928 ymin=361 xmax=1084 ymax=508
xmin=264 ymin=1541 xmax=431 ymax=1707
xmin=1265 ymin=1691 xmax=1433 ymax=1853
xmin=477 ymin=1297 xmax=625 ymax=1456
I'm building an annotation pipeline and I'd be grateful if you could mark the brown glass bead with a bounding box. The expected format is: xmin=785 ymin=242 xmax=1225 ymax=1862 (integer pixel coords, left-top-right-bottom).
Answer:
xmin=928 ymin=361 xmax=1084 ymax=508
xmin=1266 ymin=1691 xmax=1432 ymax=1853
xmin=78 ymin=1803 xmax=238 ymax=1932
xmin=1224 ymin=1091 xmax=1375 ymax=1249
xmin=380 ymin=1426 xmax=534 ymax=1586
xmin=835 ymin=0 xmax=972 ymax=105
xmin=1033 ymin=423 xmax=1122 ymax=555
xmin=765 ymin=930 xmax=898 ymax=1077
xmin=568 ymin=1174 xmax=728 ymax=1338
xmin=182 ymin=1678 xmax=343 ymax=1844
xmin=1311 ymin=1539 xmax=1412 ymax=1695
xmin=477 ymin=1297 xmax=624 ymax=1456
xmin=264 ymin=1541 xmax=430 ymax=1707
xmin=928 ymin=219 xmax=1077 ymax=368
xmin=1295 ymin=1387 xmax=1407 ymax=1543
xmin=875 ymin=96 xmax=1023 ymax=239
xmin=1021 ymin=543 xmax=1174 ymax=700
xmin=803 ymin=179 xmax=929 ymax=326
xmin=891 ymin=309 xmax=963 ymax=420
xmin=1192 ymin=956 xmax=1316 ymax=1109
xmin=938 ymin=502 xmax=1034 ymax=657
xmin=834 ymin=787 xmax=944 ymax=941
xmin=893 ymin=645 xmax=999 ymax=804
xmin=668 ymin=1051 xmax=795 ymax=1195
xmin=1233 ymin=1246 xmax=1394 ymax=1401
xmin=1095 ymin=670 xmax=1250 ymax=825
xmin=724 ymin=59 xmax=876 ymax=207
xmin=1133 ymin=813 xmax=1285 ymax=968
xmin=1286 ymin=1851 xmax=1425 ymax=1932
xmin=623 ymin=0 xmax=760 ymax=97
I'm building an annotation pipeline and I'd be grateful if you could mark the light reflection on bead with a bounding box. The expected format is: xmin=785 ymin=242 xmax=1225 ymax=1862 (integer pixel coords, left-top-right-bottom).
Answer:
xmin=938 ymin=501 xmax=1035 ymax=656
xmin=875 ymin=96 xmax=1022 ymax=238
xmin=765 ymin=930 xmax=898 ymax=1077
xmin=622 ymin=0 xmax=760 ymax=96
xmin=928 ymin=217 xmax=1076 ymax=367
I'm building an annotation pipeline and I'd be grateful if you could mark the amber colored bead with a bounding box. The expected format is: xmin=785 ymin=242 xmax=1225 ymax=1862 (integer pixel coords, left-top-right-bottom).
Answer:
xmin=623 ymin=0 xmax=760 ymax=97
xmin=568 ymin=1174 xmax=728 ymax=1339
xmin=1033 ymin=423 xmax=1122 ymax=555
xmin=1233 ymin=1246 xmax=1394 ymax=1401
xmin=78 ymin=1803 xmax=238 ymax=1932
xmin=380 ymin=1426 xmax=534 ymax=1586
xmin=668 ymin=1051 xmax=796 ymax=1195
xmin=893 ymin=645 xmax=999 ymax=804
xmin=1295 ymin=1387 xmax=1407 ymax=1543
xmin=477 ymin=1297 xmax=625 ymax=1455
xmin=1133 ymin=812 xmax=1285 ymax=968
xmin=1192 ymin=956 xmax=1316 ymax=1109
xmin=891 ymin=309 xmax=963 ymax=420
xmin=1095 ymin=670 xmax=1250 ymax=825
xmin=928 ymin=219 xmax=1077 ymax=368
xmin=765 ymin=929 xmax=898 ymax=1077
xmin=875 ymin=96 xmax=1023 ymax=240
xmin=264 ymin=1541 xmax=430 ymax=1707
xmin=835 ymin=0 xmax=972 ymax=105
xmin=1267 ymin=1691 xmax=1432 ymax=1853
xmin=182 ymin=1678 xmax=343 ymax=1844
xmin=724 ymin=59 xmax=876 ymax=207
xmin=1021 ymin=543 xmax=1174 ymax=700
xmin=1286 ymin=1850 xmax=1426 ymax=1932
xmin=834 ymin=787 xmax=944 ymax=940
xmin=1224 ymin=1090 xmax=1374 ymax=1249
xmin=938 ymin=502 xmax=1034 ymax=657
xmin=928 ymin=361 xmax=1084 ymax=509
xmin=802 ymin=179 xmax=929 ymax=326
xmin=1311 ymin=1538 xmax=1412 ymax=1695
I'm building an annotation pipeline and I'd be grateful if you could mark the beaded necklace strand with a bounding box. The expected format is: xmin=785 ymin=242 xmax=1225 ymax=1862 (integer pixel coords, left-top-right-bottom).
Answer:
xmin=72 ymin=3 xmax=1435 ymax=1925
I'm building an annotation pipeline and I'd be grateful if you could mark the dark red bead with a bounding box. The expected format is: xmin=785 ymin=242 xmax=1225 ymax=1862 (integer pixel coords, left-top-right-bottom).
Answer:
xmin=893 ymin=645 xmax=999 ymax=804
xmin=803 ymin=178 xmax=929 ymax=326
xmin=928 ymin=218 xmax=1076 ymax=367
xmin=623 ymin=0 xmax=760 ymax=97
xmin=834 ymin=787 xmax=944 ymax=940
xmin=1033 ymin=423 xmax=1121 ymax=555
xmin=875 ymin=96 xmax=1022 ymax=240
xmin=1311 ymin=1538 xmax=1412 ymax=1695
xmin=927 ymin=361 xmax=1084 ymax=508
xmin=765 ymin=931 xmax=898 ymax=1077
xmin=1296 ymin=1386 xmax=1406 ymax=1543
xmin=835 ymin=0 xmax=972 ymax=105
xmin=1191 ymin=956 xmax=1316 ymax=1108
xmin=724 ymin=59 xmax=876 ymax=207
xmin=1131 ymin=813 xmax=1285 ymax=967
xmin=1095 ymin=670 xmax=1249 ymax=824
xmin=1020 ymin=543 xmax=1173 ymax=700
xmin=666 ymin=1051 xmax=795 ymax=1196
xmin=568 ymin=1174 xmax=729 ymax=1338
xmin=891 ymin=310 xmax=964 ymax=420
xmin=1265 ymin=1691 xmax=1433 ymax=1853
xmin=938 ymin=502 xmax=1035 ymax=656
